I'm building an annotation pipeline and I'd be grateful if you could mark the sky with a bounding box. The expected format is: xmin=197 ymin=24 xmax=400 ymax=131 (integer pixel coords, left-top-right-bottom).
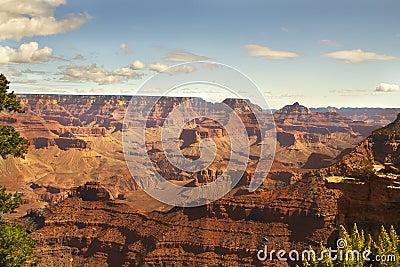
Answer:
xmin=0 ymin=0 xmax=399 ymax=109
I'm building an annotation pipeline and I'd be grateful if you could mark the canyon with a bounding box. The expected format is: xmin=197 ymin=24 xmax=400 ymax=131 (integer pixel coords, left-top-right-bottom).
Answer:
xmin=0 ymin=95 xmax=378 ymax=211
xmin=1 ymin=94 xmax=399 ymax=266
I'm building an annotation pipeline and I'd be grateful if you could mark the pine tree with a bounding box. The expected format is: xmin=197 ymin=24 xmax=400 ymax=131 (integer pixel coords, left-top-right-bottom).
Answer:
xmin=0 ymin=74 xmax=29 ymax=159
xmin=373 ymin=226 xmax=400 ymax=267
xmin=0 ymin=74 xmax=38 ymax=266
xmin=304 ymin=224 xmax=399 ymax=267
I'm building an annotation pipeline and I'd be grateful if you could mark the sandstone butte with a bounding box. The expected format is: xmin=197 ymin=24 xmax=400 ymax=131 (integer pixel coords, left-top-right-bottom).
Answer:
xmin=0 ymin=95 xmax=400 ymax=266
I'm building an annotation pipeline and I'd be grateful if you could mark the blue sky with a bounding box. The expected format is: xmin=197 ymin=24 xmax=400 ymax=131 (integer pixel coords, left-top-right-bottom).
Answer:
xmin=0 ymin=0 xmax=399 ymax=108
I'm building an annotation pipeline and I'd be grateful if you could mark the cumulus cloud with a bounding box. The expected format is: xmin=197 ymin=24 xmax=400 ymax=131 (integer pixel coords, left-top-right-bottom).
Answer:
xmin=0 ymin=0 xmax=91 ymax=41
xmin=165 ymin=65 xmax=196 ymax=74
xmin=147 ymin=62 xmax=169 ymax=72
xmin=130 ymin=60 xmax=196 ymax=74
xmin=321 ymin=49 xmax=397 ymax=63
xmin=376 ymin=83 xmax=400 ymax=92
xmin=320 ymin=39 xmax=339 ymax=46
xmin=131 ymin=60 xmax=146 ymax=70
xmin=0 ymin=42 xmax=53 ymax=64
xmin=130 ymin=60 xmax=169 ymax=72
xmin=60 ymin=64 xmax=143 ymax=85
xmin=164 ymin=50 xmax=209 ymax=62
xmin=120 ymin=43 xmax=131 ymax=54
xmin=243 ymin=44 xmax=303 ymax=60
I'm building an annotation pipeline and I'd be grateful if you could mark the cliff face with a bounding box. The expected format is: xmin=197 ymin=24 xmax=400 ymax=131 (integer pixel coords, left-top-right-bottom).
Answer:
xmin=2 ymin=96 xmax=395 ymax=266
xmin=325 ymin=113 xmax=400 ymax=230
xmin=371 ymin=113 xmax=400 ymax=163
xmin=0 ymin=96 xmax=138 ymax=210
xmin=1 ymin=95 xmax=273 ymax=215
xmin=273 ymin=102 xmax=377 ymax=169
xmin=19 ymin=95 xmax=130 ymax=129
xmin=0 ymin=96 xmax=380 ymax=215
xmin=311 ymin=107 xmax=400 ymax=128
xmin=29 ymin=178 xmax=339 ymax=267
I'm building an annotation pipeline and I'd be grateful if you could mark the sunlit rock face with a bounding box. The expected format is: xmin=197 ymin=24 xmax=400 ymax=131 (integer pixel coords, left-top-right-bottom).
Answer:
xmin=273 ymin=102 xmax=377 ymax=169
xmin=325 ymin=113 xmax=400 ymax=230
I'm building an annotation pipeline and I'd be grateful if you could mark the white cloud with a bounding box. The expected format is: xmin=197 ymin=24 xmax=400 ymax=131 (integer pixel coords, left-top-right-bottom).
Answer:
xmin=164 ymin=50 xmax=209 ymax=62
xmin=0 ymin=0 xmax=91 ymax=41
xmin=131 ymin=60 xmax=146 ymax=70
xmin=120 ymin=43 xmax=131 ymax=54
xmin=147 ymin=62 xmax=169 ymax=72
xmin=320 ymin=39 xmax=339 ymax=46
xmin=321 ymin=49 xmax=397 ymax=63
xmin=60 ymin=64 xmax=143 ymax=85
xmin=130 ymin=60 xmax=196 ymax=74
xmin=164 ymin=65 xmax=196 ymax=74
xmin=0 ymin=42 xmax=53 ymax=64
xmin=130 ymin=60 xmax=168 ymax=72
xmin=376 ymin=83 xmax=400 ymax=92
xmin=243 ymin=44 xmax=303 ymax=60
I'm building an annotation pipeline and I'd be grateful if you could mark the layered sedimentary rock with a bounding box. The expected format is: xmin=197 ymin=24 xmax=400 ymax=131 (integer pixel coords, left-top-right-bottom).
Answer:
xmin=2 ymin=95 xmax=396 ymax=266
xmin=273 ymin=102 xmax=377 ymax=169
xmin=311 ymin=107 xmax=400 ymax=128
xmin=324 ymin=113 xmax=400 ymax=230
xmin=0 ymin=96 xmax=381 ymax=215
xmin=29 ymin=177 xmax=339 ymax=267
xmin=71 ymin=182 xmax=112 ymax=201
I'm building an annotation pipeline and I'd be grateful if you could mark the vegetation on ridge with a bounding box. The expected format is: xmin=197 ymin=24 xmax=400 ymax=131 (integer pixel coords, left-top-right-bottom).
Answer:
xmin=305 ymin=224 xmax=400 ymax=267
xmin=0 ymin=74 xmax=39 ymax=266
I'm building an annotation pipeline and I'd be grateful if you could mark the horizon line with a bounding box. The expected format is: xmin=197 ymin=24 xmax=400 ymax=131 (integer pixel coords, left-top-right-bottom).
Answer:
xmin=15 ymin=93 xmax=400 ymax=110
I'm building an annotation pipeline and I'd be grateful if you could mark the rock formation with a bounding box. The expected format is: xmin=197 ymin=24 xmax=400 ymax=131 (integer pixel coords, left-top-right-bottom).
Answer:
xmin=27 ymin=177 xmax=339 ymax=266
xmin=273 ymin=102 xmax=377 ymax=169
xmin=324 ymin=113 xmax=400 ymax=230
xmin=0 ymin=95 xmax=397 ymax=266
xmin=0 ymin=96 xmax=382 ymax=215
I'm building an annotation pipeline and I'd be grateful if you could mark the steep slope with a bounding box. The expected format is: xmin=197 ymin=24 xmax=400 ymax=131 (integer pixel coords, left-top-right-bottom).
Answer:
xmin=273 ymin=102 xmax=376 ymax=169
xmin=28 ymin=177 xmax=339 ymax=267
xmin=0 ymin=96 xmax=379 ymax=215
xmin=324 ymin=113 xmax=400 ymax=230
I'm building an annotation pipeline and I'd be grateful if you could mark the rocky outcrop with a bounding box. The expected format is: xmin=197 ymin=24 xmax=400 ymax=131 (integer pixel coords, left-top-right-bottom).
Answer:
xmin=273 ymin=102 xmax=377 ymax=169
xmin=3 ymin=96 xmax=396 ymax=266
xmin=33 ymin=137 xmax=55 ymax=149
xmin=71 ymin=182 xmax=112 ymax=201
xmin=371 ymin=113 xmax=400 ymax=163
xmin=276 ymin=132 xmax=295 ymax=147
xmin=303 ymin=153 xmax=333 ymax=169
xmin=1 ymin=95 xmax=384 ymax=218
xmin=0 ymin=114 xmax=17 ymax=124
xmin=311 ymin=107 xmax=400 ymax=128
xmin=29 ymin=174 xmax=339 ymax=267
xmin=276 ymin=102 xmax=310 ymax=115
xmin=324 ymin=113 xmax=400 ymax=230
xmin=54 ymin=138 xmax=87 ymax=150
xmin=53 ymin=127 xmax=106 ymax=137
